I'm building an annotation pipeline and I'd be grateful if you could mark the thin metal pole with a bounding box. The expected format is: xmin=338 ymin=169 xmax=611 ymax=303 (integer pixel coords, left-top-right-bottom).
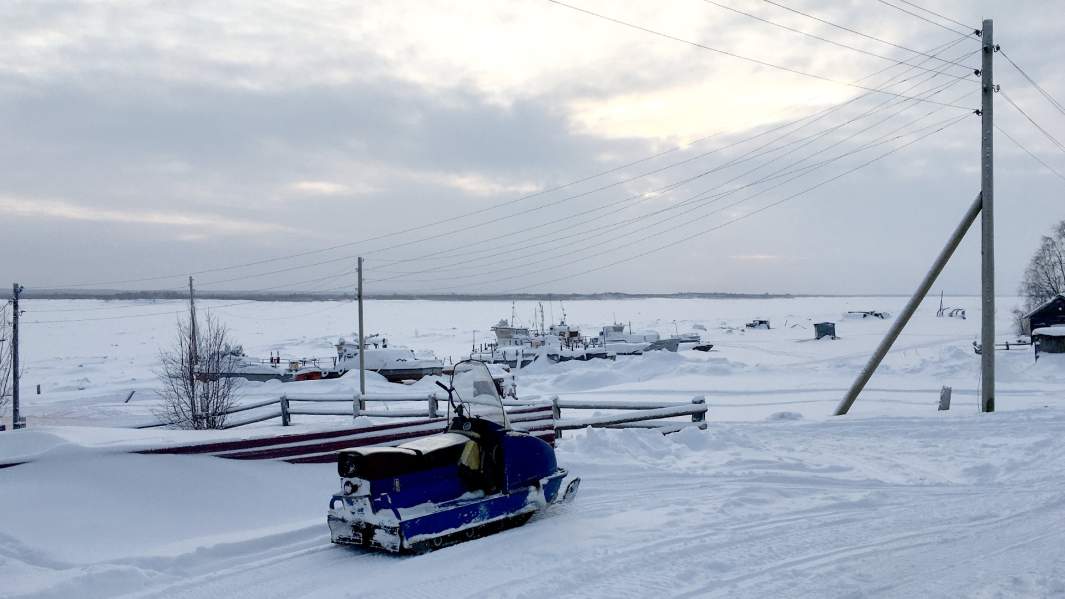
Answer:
xmin=357 ymin=257 xmax=365 ymax=396
xmin=11 ymin=283 xmax=22 ymax=429
xmin=836 ymin=194 xmax=983 ymax=415
xmin=980 ymin=19 xmax=996 ymax=413
xmin=188 ymin=276 xmax=198 ymax=428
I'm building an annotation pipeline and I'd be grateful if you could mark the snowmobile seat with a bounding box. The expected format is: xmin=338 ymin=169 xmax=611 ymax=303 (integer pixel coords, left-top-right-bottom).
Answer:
xmin=338 ymin=433 xmax=468 ymax=479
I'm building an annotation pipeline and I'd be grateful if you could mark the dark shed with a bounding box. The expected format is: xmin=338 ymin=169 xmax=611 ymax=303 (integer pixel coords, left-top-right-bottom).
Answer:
xmin=1025 ymin=295 xmax=1065 ymax=333
xmin=1033 ymin=326 xmax=1065 ymax=359
xmin=814 ymin=322 xmax=837 ymax=340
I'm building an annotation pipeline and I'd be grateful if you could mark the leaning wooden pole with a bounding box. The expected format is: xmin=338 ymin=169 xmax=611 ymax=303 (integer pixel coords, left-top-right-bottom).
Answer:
xmin=836 ymin=193 xmax=983 ymax=415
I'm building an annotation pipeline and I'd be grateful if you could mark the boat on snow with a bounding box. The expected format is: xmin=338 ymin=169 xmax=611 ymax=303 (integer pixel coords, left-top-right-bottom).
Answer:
xmin=205 ymin=346 xmax=328 ymax=382
xmin=334 ymin=334 xmax=444 ymax=383
xmin=597 ymin=323 xmax=678 ymax=355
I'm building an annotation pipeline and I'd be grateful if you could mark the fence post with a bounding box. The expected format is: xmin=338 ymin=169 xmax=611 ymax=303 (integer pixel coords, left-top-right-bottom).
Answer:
xmin=355 ymin=392 xmax=366 ymax=413
xmin=551 ymin=395 xmax=561 ymax=439
xmin=691 ymin=395 xmax=707 ymax=423
xmin=280 ymin=394 xmax=291 ymax=426
xmin=428 ymin=393 xmax=438 ymax=418
xmin=352 ymin=393 xmax=361 ymax=418
xmin=938 ymin=386 xmax=952 ymax=411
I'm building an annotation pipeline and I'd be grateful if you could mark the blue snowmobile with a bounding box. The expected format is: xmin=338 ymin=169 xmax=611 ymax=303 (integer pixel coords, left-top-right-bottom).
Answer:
xmin=327 ymin=359 xmax=580 ymax=552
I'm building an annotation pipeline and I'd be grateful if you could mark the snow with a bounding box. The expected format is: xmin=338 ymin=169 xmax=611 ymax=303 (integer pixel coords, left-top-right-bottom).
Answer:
xmin=1032 ymin=325 xmax=1065 ymax=337
xmin=3 ymin=295 xmax=1065 ymax=597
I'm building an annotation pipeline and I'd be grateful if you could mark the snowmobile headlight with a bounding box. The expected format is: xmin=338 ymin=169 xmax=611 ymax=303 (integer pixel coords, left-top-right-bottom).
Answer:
xmin=342 ymin=480 xmax=357 ymax=495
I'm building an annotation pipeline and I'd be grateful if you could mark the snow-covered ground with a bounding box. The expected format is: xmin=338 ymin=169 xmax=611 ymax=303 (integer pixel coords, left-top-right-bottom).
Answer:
xmin=4 ymin=296 xmax=1065 ymax=598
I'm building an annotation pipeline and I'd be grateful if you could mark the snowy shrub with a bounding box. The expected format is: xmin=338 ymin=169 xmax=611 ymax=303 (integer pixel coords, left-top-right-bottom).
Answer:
xmin=157 ymin=312 xmax=241 ymax=429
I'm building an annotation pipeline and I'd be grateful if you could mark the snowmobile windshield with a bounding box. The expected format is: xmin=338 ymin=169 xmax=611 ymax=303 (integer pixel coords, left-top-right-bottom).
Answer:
xmin=449 ymin=360 xmax=508 ymax=427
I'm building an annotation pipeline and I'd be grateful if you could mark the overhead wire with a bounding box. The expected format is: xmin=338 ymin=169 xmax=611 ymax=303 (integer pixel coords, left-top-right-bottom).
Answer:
xmin=887 ymin=0 xmax=976 ymax=32
xmin=1000 ymin=89 xmax=1065 ymax=156
xmin=999 ymin=48 xmax=1065 ymax=119
xmin=355 ymin=38 xmax=977 ymax=277
xmin=544 ymin=0 xmax=975 ymax=109
xmin=498 ymin=113 xmax=970 ymax=293
xmin=25 ymin=26 xmax=975 ymax=294
xmin=361 ymin=42 xmax=979 ymax=283
xmin=759 ymin=0 xmax=976 ymax=68
xmin=391 ymin=92 xmax=974 ymax=292
xmin=24 ymin=12 xmax=977 ymax=297
xmin=996 ymin=124 xmax=1065 ymax=184
xmin=699 ymin=0 xmax=974 ymax=82
xmin=873 ymin=0 xmax=972 ymax=36
xmin=372 ymin=76 xmax=972 ymax=288
xmin=68 ymin=36 xmax=975 ymax=300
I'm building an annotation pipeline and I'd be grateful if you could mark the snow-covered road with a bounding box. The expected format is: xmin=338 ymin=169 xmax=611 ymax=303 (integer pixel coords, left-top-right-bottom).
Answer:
xmin=5 ymin=410 xmax=1065 ymax=598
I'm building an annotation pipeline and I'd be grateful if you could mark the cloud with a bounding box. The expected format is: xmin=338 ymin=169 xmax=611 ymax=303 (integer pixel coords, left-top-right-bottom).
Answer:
xmin=285 ymin=180 xmax=374 ymax=196
xmin=0 ymin=195 xmax=292 ymax=235
xmin=0 ymin=0 xmax=1062 ymax=294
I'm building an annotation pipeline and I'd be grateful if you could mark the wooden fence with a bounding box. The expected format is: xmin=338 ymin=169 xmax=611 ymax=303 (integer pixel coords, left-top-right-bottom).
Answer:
xmin=136 ymin=393 xmax=709 ymax=434
xmin=3 ymin=395 xmax=707 ymax=469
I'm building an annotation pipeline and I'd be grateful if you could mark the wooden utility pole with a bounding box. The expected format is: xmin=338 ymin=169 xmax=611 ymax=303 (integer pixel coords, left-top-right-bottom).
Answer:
xmin=836 ymin=20 xmax=998 ymax=416
xmin=11 ymin=283 xmax=22 ymax=429
xmin=188 ymin=276 xmax=199 ymax=428
xmin=357 ymin=257 xmax=365 ymax=396
xmin=980 ymin=19 xmax=996 ymax=413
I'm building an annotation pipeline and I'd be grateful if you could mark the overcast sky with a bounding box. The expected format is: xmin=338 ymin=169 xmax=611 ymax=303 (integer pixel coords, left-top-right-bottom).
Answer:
xmin=1 ymin=0 xmax=1063 ymax=295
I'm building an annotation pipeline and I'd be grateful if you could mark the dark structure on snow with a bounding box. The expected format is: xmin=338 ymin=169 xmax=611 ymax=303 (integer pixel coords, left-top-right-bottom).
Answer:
xmin=1024 ymin=294 xmax=1065 ymax=334
xmin=1033 ymin=329 xmax=1065 ymax=359
xmin=814 ymin=322 xmax=837 ymax=340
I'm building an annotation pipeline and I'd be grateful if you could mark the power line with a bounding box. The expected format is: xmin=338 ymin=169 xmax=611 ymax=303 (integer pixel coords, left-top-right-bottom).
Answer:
xmin=700 ymin=0 xmax=974 ymax=82
xmin=23 ymin=27 xmax=973 ymax=294
xmin=499 ymin=113 xmax=969 ymax=294
xmin=544 ymin=0 xmax=974 ymax=110
xmin=373 ymin=76 xmax=972 ymax=287
xmin=874 ymin=0 xmax=972 ymax=36
xmin=999 ymin=48 xmax=1065 ymax=119
xmin=85 ymin=39 xmax=975 ymax=298
xmin=888 ymin=0 xmax=977 ymax=32
xmin=375 ymin=72 xmax=974 ymax=289
xmin=760 ymin=0 xmax=976 ymax=68
xmin=361 ymin=43 xmax=979 ymax=282
xmin=1000 ymin=89 xmax=1065 ymax=155
xmin=360 ymin=40 xmax=977 ymax=275
xmin=996 ymin=124 xmax=1065 ymax=183
xmin=390 ymin=104 xmax=972 ymax=291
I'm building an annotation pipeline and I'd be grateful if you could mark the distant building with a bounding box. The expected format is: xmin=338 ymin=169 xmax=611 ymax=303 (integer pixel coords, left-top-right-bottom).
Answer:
xmin=1024 ymin=294 xmax=1065 ymax=334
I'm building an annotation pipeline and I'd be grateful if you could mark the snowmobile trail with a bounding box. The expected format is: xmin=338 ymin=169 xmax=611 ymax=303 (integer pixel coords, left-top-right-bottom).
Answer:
xmin=8 ymin=410 xmax=1065 ymax=598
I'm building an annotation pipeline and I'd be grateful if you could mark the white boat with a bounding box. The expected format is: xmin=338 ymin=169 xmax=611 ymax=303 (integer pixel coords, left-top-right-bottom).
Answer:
xmin=474 ymin=318 xmax=616 ymax=366
xmin=596 ymin=323 xmax=677 ymax=354
xmin=334 ymin=334 xmax=444 ymax=382
xmin=207 ymin=347 xmax=328 ymax=382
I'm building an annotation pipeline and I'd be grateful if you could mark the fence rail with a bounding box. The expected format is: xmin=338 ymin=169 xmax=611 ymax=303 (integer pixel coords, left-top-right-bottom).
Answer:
xmin=135 ymin=392 xmax=709 ymax=437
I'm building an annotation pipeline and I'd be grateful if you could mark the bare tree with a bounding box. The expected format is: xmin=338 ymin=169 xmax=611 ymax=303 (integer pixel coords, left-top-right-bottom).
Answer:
xmin=157 ymin=312 xmax=241 ymax=429
xmin=0 ymin=304 xmax=11 ymax=422
xmin=1017 ymin=221 xmax=1065 ymax=333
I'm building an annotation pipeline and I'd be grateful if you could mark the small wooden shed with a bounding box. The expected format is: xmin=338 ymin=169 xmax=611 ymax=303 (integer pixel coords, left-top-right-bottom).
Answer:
xmin=1033 ymin=325 xmax=1065 ymax=360
xmin=814 ymin=322 xmax=837 ymax=340
xmin=1025 ymin=294 xmax=1065 ymax=334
